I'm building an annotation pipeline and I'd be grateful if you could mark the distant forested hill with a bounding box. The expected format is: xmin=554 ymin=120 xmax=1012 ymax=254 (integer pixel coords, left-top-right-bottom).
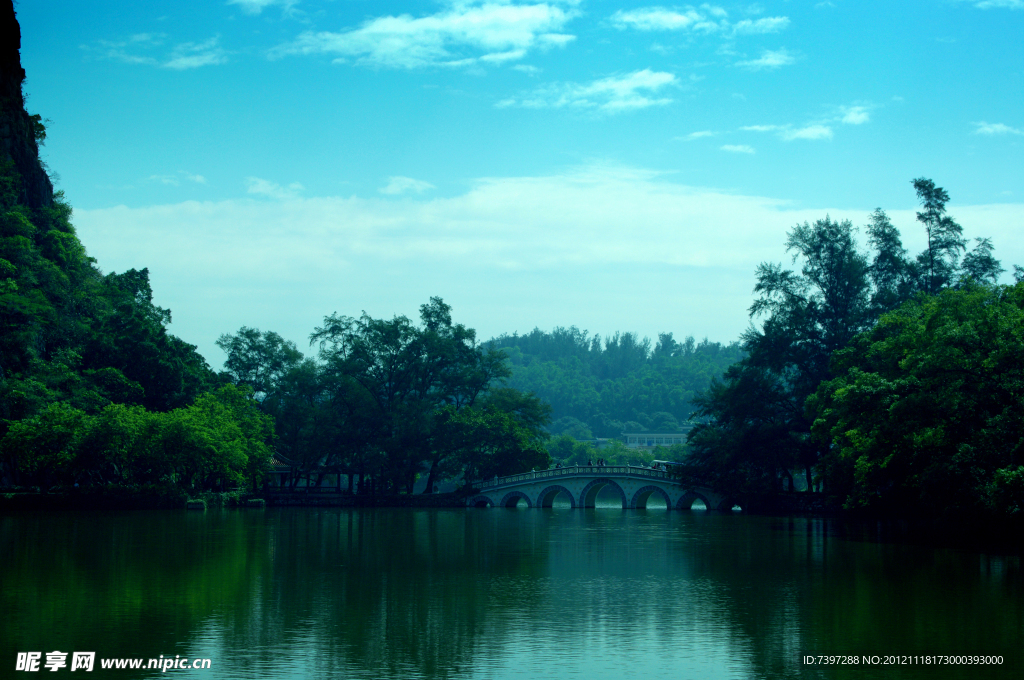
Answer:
xmin=485 ymin=328 xmax=744 ymax=438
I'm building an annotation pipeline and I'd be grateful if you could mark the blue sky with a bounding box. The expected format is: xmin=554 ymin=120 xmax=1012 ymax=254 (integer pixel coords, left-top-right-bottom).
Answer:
xmin=16 ymin=0 xmax=1024 ymax=364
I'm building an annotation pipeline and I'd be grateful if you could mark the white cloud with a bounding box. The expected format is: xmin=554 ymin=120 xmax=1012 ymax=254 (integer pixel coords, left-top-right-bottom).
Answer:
xmin=736 ymin=48 xmax=796 ymax=70
xmin=380 ymin=176 xmax=436 ymax=195
xmin=721 ymin=144 xmax=755 ymax=153
xmin=611 ymin=6 xmax=788 ymax=35
xmin=973 ymin=121 xmax=1023 ymax=135
xmin=732 ymin=17 xmax=790 ymax=34
xmin=147 ymin=171 xmax=208 ymax=186
xmin=227 ymin=0 xmax=299 ymax=15
xmin=969 ymin=0 xmax=1024 ymax=8
xmin=92 ymin=35 xmax=228 ymax=69
xmin=740 ymin=124 xmax=780 ymax=132
xmin=271 ymin=2 xmax=577 ymax=69
xmin=503 ymin=69 xmax=677 ymax=112
xmin=129 ymin=33 xmax=165 ymax=44
xmin=679 ymin=130 xmax=716 ymax=140
xmin=164 ymin=37 xmax=229 ymax=70
xmin=513 ymin=64 xmax=540 ymax=73
xmin=74 ymin=163 xmax=1024 ymax=363
xmin=781 ymin=124 xmax=833 ymax=141
xmin=841 ymin=105 xmax=870 ymax=125
xmin=90 ymin=39 xmax=158 ymax=66
xmin=246 ymin=177 xmax=304 ymax=200
xmin=611 ymin=7 xmax=725 ymax=32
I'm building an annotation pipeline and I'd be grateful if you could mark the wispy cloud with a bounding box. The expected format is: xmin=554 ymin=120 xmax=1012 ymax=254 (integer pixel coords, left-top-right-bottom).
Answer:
xmin=165 ymin=37 xmax=229 ymax=70
xmin=736 ymin=48 xmax=796 ymax=70
xmin=227 ymin=0 xmax=299 ymax=15
xmin=246 ymin=177 xmax=304 ymax=200
xmin=380 ymin=176 xmax=436 ymax=195
xmin=89 ymin=34 xmax=228 ymax=69
xmin=781 ymin=125 xmax=833 ymax=141
xmin=972 ymin=121 xmax=1023 ymax=135
xmin=967 ymin=0 xmax=1024 ymax=9
xmin=271 ymin=1 xmax=577 ymax=69
xmin=721 ymin=144 xmax=755 ymax=153
xmin=499 ymin=69 xmax=677 ymax=112
xmin=679 ymin=130 xmax=716 ymax=140
xmin=840 ymin=105 xmax=870 ymax=125
xmin=610 ymin=7 xmax=725 ymax=32
xmin=147 ymin=171 xmax=208 ymax=186
xmin=732 ymin=17 xmax=790 ymax=34
xmin=610 ymin=6 xmax=788 ymax=36
xmin=741 ymin=122 xmax=833 ymax=141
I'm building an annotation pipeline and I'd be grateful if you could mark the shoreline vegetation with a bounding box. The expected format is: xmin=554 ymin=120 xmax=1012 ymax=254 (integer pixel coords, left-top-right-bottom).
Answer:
xmin=0 ymin=3 xmax=1021 ymax=550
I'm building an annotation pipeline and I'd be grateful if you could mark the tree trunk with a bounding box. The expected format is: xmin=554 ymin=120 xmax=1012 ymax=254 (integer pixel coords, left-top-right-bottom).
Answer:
xmin=422 ymin=460 xmax=438 ymax=494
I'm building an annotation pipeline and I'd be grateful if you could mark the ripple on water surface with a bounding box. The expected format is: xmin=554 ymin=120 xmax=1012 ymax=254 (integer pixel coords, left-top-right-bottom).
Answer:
xmin=1 ymin=509 xmax=1021 ymax=679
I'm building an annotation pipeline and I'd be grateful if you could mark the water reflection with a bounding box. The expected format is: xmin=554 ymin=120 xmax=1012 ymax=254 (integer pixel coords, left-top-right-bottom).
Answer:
xmin=1 ymin=510 xmax=1021 ymax=679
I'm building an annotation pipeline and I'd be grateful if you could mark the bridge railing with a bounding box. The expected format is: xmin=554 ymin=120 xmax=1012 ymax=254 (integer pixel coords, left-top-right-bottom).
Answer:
xmin=475 ymin=465 xmax=676 ymax=489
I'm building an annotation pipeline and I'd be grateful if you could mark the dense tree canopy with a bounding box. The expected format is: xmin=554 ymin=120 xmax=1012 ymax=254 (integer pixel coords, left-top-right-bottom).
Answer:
xmin=218 ymin=298 xmax=552 ymax=494
xmin=487 ymin=328 xmax=743 ymax=439
xmin=809 ymin=284 xmax=1024 ymax=518
xmin=683 ymin=179 xmax=1021 ymax=519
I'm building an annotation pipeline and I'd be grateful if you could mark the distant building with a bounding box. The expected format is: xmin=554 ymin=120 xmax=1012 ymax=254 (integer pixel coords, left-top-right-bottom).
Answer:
xmin=622 ymin=433 xmax=688 ymax=449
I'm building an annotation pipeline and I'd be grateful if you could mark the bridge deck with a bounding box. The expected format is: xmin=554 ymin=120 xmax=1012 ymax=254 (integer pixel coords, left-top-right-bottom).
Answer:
xmin=477 ymin=465 xmax=676 ymax=490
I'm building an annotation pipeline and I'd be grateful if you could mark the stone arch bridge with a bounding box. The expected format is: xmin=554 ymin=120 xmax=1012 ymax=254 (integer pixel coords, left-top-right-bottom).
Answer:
xmin=467 ymin=465 xmax=734 ymax=511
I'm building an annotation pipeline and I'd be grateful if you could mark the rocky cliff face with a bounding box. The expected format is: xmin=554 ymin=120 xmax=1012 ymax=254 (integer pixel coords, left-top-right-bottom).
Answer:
xmin=0 ymin=0 xmax=53 ymax=209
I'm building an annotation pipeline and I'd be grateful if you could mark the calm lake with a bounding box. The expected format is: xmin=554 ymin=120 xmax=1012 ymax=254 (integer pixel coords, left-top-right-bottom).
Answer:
xmin=2 ymin=505 xmax=1021 ymax=679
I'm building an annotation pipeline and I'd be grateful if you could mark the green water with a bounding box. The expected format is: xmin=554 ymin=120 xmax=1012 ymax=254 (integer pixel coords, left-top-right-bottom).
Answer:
xmin=1 ymin=506 xmax=1021 ymax=679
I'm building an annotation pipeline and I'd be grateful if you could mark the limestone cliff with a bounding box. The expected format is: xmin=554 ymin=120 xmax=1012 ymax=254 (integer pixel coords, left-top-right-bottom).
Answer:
xmin=0 ymin=0 xmax=53 ymax=209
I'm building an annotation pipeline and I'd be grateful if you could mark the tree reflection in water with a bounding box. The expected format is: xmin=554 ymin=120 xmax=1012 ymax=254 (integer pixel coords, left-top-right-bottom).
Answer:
xmin=1 ymin=510 xmax=1020 ymax=679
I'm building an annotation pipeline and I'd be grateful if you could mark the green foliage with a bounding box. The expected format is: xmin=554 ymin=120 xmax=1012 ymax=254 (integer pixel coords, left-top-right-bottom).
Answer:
xmin=435 ymin=401 xmax=550 ymax=483
xmin=0 ymin=182 xmax=254 ymax=484
xmin=29 ymin=114 xmax=47 ymax=145
xmin=0 ymin=53 xmax=260 ymax=496
xmin=232 ymin=297 xmax=547 ymax=494
xmin=0 ymin=385 xmax=274 ymax=492
xmin=488 ymin=328 xmax=744 ymax=438
xmin=216 ymin=326 xmax=302 ymax=400
xmin=810 ymin=283 xmax=1024 ymax=518
xmin=687 ymin=179 xmax=1011 ymax=506
xmin=912 ymin=178 xmax=966 ymax=294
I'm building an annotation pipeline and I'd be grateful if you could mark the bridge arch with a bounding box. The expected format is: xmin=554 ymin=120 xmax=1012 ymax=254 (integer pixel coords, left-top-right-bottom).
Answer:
xmin=579 ymin=478 xmax=627 ymax=509
xmin=537 ymin=485 xmax=576 ymax=509
xmin=499 ymin=491 xmax=532 ymax=508
xmin=468 ymin=495 xmax=493 ymax=508
xmin=630 ymin=485 xmax=672 ymax=510
xmin=676 ymin=491 xmax=711 ymax=511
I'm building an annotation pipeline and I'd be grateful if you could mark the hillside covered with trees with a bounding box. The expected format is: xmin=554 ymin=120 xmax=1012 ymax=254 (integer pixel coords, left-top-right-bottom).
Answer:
xmin=486 ymin=328 xmax=743 ymax=439
xmin=0 ymin=2 xmax=270 ymax=498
